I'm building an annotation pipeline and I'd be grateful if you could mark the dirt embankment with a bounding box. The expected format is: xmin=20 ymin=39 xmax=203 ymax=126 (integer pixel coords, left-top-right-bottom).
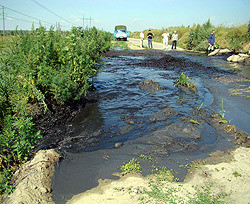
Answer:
xmin=2 ymin=150 xmax=60 ymax=204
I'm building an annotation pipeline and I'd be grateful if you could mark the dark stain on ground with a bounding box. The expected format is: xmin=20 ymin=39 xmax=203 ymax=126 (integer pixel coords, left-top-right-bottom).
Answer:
xmin=33 ymin=49 xmax=249 ymax=157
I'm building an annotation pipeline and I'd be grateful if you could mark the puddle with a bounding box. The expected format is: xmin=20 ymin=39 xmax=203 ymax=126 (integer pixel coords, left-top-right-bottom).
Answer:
xmin=51 ymin=50 xmax=249 ymax=203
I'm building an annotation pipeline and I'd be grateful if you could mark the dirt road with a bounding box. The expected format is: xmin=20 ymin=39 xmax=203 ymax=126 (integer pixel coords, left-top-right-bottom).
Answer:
xmin=126 ymin=38 xmax=185 ymax=51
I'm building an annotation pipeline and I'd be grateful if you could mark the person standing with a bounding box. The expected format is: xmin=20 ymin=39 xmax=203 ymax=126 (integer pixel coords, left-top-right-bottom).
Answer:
xmin=171 ymin=31 xmax=178 ymax=49
xmin=162 ymin=29 xmax=169 ymax=50
xmin=147 ymin=30 xmax=154 ymax=49
xmin=208 ymin=30 xmax=215 ymax=53
xmin=140 ymin=30 xmax=144 ymax=48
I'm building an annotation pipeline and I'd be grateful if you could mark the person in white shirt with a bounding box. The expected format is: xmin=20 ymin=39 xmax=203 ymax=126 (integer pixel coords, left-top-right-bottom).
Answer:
xmin=140 ymin=31 xmax=144 ymax=48
xmin=162 ymin=30 xmax=169 ymax=50
xmin=171 ymin=30 xmax=178 ymax=49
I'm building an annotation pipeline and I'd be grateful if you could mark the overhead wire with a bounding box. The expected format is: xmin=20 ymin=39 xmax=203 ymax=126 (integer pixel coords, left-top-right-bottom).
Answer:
xmin=5 ymin=15 xmax=63 ymax=27
xmin=29 ymin=0 xmax=78 ymax=26
xmin=0 ymin=4 xmax=56 ymax=26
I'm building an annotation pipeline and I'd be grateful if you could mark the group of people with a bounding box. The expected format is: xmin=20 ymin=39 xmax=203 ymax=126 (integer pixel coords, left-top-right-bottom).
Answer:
xmin=139 ymin=29 xmax=215 ymax=53
xmin=139 ymin=29 xmax=179 ymax=49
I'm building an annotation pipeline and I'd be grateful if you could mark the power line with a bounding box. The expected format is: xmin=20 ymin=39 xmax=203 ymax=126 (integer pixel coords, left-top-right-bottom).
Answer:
xmin=30 ymin=0 xmax=77 ymax=26
xmin=2 ymin=6 xmax=5 ymax=36
xmin=5 ymin=15 xmax=63 ymax=27
xmin=0 ymin=4 xmax=56 ymax=26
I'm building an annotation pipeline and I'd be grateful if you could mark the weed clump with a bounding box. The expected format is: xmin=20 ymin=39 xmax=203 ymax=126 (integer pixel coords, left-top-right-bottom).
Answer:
xmin=120 ymin=158 xmax=141 ymax=175
xmin=175 ymin=72 xmax=197 ymax=92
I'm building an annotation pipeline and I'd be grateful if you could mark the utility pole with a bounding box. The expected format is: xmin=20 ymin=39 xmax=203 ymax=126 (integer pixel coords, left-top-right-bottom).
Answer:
xmin=89 ymin=16 xmax=92 ymax=28
xmin=2 ymin=6 xmax=5 ymax=37
xmin=82 ymin=14 xmax=84 ymax=30
xmin=85 ymin=16 xmax=92 ymax=28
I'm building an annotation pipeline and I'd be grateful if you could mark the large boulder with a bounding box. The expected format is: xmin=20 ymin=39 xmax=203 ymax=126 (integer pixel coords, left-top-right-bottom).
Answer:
xmin=227 ymin=54 xmax=240 ymax=62
xmin=227 ymin=54 xmax=249 ymax=63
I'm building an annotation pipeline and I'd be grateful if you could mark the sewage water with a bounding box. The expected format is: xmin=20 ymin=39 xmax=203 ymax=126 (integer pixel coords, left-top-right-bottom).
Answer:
xmin=52 ymin=50 xmax=250 ymax=203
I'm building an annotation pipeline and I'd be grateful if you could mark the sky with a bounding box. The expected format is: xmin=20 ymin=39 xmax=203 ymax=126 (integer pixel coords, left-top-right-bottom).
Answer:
xmin=0 ymin=0 xmax=250 ymax=32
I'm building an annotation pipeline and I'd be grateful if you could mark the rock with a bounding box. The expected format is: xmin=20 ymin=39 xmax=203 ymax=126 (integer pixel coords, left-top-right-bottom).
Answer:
xmin=219 ymin=48 xmax=232 ymax=54
xmin=150 ymin=112 xmax=168 ymax=122
xmin=227 ymin=54 xmax=240 ymax=62
xmin=115 ymin=142 xmax=123 ymax=148
xmin=176 ymin=84 xmax=197 ymax=93
xmin=161 ymin=106 xmax=178 ymax=117
xmin=227 ymin=55 xmax=233 ymax=62
xmin=208 ymin=49 xmax=220 ymax=56
xmin=139 ymin=79 xmax=161 ymax=92
xmin=238 ymin=56 xmax=246 ymax=63
xmin=238 ymin=53 xmax=249 ymax=58
xmin=119 ymin=125 xmax=134 ymax=135
xmin=227 ymin=53 xmax=249 ymax=63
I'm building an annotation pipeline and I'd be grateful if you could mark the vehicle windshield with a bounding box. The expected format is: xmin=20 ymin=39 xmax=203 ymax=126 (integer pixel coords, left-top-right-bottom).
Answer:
xmin=117 ymin=29 xmax=126 ymax=32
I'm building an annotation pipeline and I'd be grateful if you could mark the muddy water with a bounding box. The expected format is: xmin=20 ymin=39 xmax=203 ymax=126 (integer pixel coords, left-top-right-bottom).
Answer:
xmin=52 ymin=50 xmax=249 ymax=203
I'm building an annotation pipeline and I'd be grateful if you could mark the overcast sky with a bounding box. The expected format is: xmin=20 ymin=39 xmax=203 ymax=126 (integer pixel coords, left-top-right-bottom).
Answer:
xmin=1 ymin=0 xmax=250 ymax=32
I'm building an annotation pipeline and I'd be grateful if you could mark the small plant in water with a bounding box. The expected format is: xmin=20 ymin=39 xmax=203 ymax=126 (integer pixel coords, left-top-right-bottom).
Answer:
xmin=175 ymin=72 xmax=195 ymax=88
xmin=140 ymin=154 xmax=152 ymax=162
xmin=219 ymin=98 xmax=229 ymax=124
xmin=197 ymin=102 xmax=204 ymax=111
xmin=219 ymin=98 xmax=226 ymax=118
xmin=190 ymin=119 xmax=200 ymax=125
xmin=120 ymin=158 xmax=141 ymax=175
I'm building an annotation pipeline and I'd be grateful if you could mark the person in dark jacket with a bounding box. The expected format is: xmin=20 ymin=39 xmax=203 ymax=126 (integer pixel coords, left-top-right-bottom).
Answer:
xmin=147 ymin=30 xmax=154 ymax=49
xmin=208 ymin=30 xmax=215 ymax=53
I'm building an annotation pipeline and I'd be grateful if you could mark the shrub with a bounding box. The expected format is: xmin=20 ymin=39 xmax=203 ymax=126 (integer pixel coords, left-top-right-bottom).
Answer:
xmin=0 ymin=26 xmax=111 ymax=194
xmin=227 ymin=24 xmax=249 ymax=52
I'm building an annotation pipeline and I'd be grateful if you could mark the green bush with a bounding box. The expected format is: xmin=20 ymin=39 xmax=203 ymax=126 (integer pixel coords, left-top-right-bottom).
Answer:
xmin=187 ymin=20 xmax=213 ymax=51
xmin=0 ymin=26 xmax=111 ymax=194
xmin=227 ymin=24 xmax=249 ymax=52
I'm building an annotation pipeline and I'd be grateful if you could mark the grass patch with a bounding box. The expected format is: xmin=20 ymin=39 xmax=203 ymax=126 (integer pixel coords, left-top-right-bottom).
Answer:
xmin=175 ymin=72 xmax=196 ymax=89
xmin=233 ymin=171 xmax=242 ymax=178
xmin=140 ymin=154 xmax=152 ymax=162
xmin=111 ymin=41 xmax=129 ymax=50
xmin=120 ymin=158 xmax=141 ymax=175
xmin=138 ymin=182 xmax=227 ymax=204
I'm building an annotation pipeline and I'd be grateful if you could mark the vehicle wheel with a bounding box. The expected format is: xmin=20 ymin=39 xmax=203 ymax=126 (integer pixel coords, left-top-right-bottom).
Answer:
xmin=124 ymin=38 xmax=127 ymax=41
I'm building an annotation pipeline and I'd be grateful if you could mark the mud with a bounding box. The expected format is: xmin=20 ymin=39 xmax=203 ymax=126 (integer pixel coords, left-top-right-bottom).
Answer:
xmin=34 ymin=49 xmax=248 ymax=153
xmin=51 ymin=48 xmax=249 ymax=203
xmin=3 ymin=47 xmax=249 ymax=204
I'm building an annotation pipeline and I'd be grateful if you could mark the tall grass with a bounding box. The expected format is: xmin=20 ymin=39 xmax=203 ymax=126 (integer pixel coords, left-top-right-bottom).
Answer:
xmin=131 ymin=20 xmax=250 ymax=52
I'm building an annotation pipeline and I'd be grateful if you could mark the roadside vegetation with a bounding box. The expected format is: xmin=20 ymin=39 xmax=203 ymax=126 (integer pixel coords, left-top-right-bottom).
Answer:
xmin=120 ymin=157 xmax=227 ymax=203
xmin=0 ymin=26 xmax=111 ymax=194
xmin=111 ymin=41 xmax=129 ymax=50
xmin=131 ymin=19 xmax=250 ymax=52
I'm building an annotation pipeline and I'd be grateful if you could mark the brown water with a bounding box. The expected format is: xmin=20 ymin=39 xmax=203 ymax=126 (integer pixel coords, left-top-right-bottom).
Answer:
xmin=51 ymin=50 xmax=250 ymax=203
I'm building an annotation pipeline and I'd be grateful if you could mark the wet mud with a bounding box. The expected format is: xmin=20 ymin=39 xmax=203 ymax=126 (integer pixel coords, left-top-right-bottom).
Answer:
xmin=32 ymin=49 xmax=249 ymax=203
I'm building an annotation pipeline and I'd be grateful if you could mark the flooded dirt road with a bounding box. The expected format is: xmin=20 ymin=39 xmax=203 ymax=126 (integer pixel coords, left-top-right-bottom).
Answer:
xmin=51 ymin=48 xmax=250 ymax=203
